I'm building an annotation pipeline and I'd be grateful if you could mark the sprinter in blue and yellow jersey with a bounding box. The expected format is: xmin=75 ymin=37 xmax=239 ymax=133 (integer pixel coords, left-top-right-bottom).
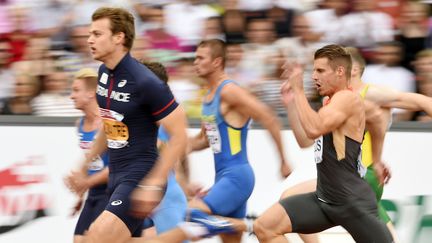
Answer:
xmin=186 ymin=39 xmax=292 ymax=243
xmin=65 ymin=68 xmax=109 ymax=243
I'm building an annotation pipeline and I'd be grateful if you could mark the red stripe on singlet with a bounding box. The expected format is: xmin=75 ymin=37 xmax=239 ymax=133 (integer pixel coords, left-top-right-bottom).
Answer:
xmin=152 ymin=98 xmax=175 ymax=116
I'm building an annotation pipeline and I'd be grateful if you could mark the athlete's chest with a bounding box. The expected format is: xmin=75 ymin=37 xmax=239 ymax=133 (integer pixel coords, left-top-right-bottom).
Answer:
xmin=96 ymin=72 xmax=145 ymax=116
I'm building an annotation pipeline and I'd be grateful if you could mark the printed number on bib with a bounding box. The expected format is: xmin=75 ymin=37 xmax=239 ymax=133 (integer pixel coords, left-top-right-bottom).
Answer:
xmin=356 ymin=148 xmax=366 ymax=177
xmin=89 ymin=155 xmax=105 ymax=172
xmin=100 ymin=108 xmax=129 ymax=149
xmin=314 ymin=136 xmax=323 ymax=163
xmin=204 ymin=122 xmax=221 ymax=153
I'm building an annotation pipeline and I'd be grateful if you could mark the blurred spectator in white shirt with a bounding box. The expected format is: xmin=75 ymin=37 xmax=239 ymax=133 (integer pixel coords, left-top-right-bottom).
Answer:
xmin=362 ymin=41 xmax=416 ymax=121
xmin=239 ymin=17 xmax=279 ymax=89
xmin=305 ymin=0 xmax=350 ymax=44
xmin=31 ymin=69 xmax=81 ymax=117
xmin=163 ymin=0 xmax=219 ymax=50
xmin=340 ymin=0 xmax=395 ymax=50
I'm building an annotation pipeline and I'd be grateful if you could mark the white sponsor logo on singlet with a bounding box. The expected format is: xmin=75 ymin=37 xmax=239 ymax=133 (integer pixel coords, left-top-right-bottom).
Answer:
xmin=118 ymin=79 xmax=127 ymax=87
xmin=88 ymin=156 xmax=104 ymax=171
xmin=97 ymin=85 xmax=131 ymax=103
xmin=100 ymin=72 xmax=108 ymax=84
xmin=202 ymin=115 xmax=221 ymax=154
xmin=314 ymin=136 xmax=323 ymax=163
xmin=357 ymin=148 xmax=366 ymax=177
xmin=111 ymin=200 xmax=122 ymax=206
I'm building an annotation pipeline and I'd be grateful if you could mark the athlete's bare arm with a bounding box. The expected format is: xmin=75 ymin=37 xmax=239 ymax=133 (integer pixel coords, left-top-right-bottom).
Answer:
xmin=282 ymin=91 xmax=314 ymax=148
xmin=367 ymin=85 xmax=432 ymax=115
xmin=364 ymin=100 xmax=387 ymax=164
xmin=83 ymin=131 xmax=108 ymax=166
xmin=283 ymin=65 xmax=363 ymax=141
xmin=364 ymin=100 xmax=391 ymax=184
xmin=188 ymin=124 xmax=210 ymax=152
xmin=131 ymin=106 xmax=188 ymax=218
xmin=149 ymin=105 xmax=188 ymax=185
xmin=220 ymin=83 xmax=292 ymax=177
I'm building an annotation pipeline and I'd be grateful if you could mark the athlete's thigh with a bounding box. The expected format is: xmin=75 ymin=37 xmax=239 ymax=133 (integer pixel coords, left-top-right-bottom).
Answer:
xmin=280 ymin=179 xmax=317 ymax=199
xmin=73 ymin=235 xmax=84 ymax=243
xmin=105 ymin=183 xmax=145 ymax=237
xmin=364 ymin=166 xmax=384 ymax=200
xmin=279 ymin=192 xmax=334 ymax=234
xmin=254 ymin=201 xmax=295 ymax=236
xmin=202 ymin=164 xmax=254 ymax=217
xmin=153 ymin=206 xmax=187 ymax=234
xmin=220 ymin=231 xmax=243 ymax=243
xmin=152 ymin=176 xmax=188 ymax=233
xmin=341 ymin=212 xmax=393 ymax=243
xmin=75 ymin=196 xmax=109 ymax=235
xmin=87 ymin=210 xmax=132 ymax=243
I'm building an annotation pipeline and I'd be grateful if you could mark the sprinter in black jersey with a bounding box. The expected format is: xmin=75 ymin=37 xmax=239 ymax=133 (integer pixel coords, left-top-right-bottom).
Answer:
xmin=81 ymin=7 xmax=188 ymax=243
xmin=252 ymin=44 xmax=393 ymax=243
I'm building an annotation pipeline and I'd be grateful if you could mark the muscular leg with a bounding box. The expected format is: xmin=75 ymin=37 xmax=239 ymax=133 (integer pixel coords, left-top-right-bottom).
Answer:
xmin=255 ymin=193 xmax=333 ymax=243
xmin=74 ymin=235 xmax=84 ymax=243
xmin=366 ymin=166 xmax=399 ymax=242
xmin=341 ymin=212 xmax=393 ymax=243
xmin=188 ymin=197 xmax=212 ymax=214
xmin=280 ymin=179 xmax=316 ymax=199
xmin=85 ymin=211 xmax=132 ymax=243
xmin=130 ymin=228 xmax=189 ymax=243
xmin=188 ymin=198 xmax=244 ymax=243
xmin=253 ymin=203 xmax=292 ymax=243
xmin=280 ymin=179 xmax=320 ymax=243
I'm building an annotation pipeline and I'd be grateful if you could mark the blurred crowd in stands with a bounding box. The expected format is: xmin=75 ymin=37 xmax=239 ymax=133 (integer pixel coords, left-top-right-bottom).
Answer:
xmin=0 ymin=0 xmax=431 ymax=122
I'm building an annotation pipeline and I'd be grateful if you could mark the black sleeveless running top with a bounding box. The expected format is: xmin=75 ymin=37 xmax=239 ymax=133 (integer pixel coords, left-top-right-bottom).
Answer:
xmin=314 ymin=132 xmax=375 ymax=205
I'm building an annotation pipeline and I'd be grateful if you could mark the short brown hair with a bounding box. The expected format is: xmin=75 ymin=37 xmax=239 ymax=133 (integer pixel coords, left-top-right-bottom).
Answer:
xmin=315 ymin=44 xmax=352 ymax=80
xmin=141 ymin=61 xmax=168 ymax=84
xmin=197 ymin=39 xmax=226 ymax=67
xmin=92 ymin=7 xmax=135 ymax=50
xmin=416 ymin=49 xmax=432 ymax=59
xmin=345 ymin=47 xmax=366 ymax=75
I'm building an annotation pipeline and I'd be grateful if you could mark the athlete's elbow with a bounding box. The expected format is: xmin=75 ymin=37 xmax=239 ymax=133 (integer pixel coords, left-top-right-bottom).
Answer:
xmin=298 ymin=139 xmax=314 ymax=148
xmin=304 ymin=127 xmax=321 ymax=140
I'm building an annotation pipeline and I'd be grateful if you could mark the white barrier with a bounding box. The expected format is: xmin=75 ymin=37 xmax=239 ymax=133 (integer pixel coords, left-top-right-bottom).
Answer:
xmin=0 ymin=126 xmax=431 ymax=243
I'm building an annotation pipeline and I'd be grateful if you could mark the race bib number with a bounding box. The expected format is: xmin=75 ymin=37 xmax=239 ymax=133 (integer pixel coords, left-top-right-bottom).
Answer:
xmin=88 ymin=155 xmax=104 ymax=172
xmin=356 ymin=148 xmax=366 ymax=177
xmin=204 ymin=121 xmax=221 ymax=154
xmin=100 ymin=108 xmax=129 ymax=149
xmin=314 ymin=136 xmax=323 ymax=163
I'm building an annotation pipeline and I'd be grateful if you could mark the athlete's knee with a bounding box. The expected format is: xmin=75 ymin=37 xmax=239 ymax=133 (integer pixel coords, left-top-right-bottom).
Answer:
xmin=188 ymin=199 xmax=212 ymax=214
xmin=85 ymin=223 xmax=110 ymax=243
xmin=253 ymin=217 xmax=277 ymax=241
xmin=73 ymin=235 xmax=85 ymax=243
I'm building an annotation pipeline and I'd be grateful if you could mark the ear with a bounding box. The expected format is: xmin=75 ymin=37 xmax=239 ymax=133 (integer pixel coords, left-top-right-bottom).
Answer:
xmin=114 ymin=32 xmax=125 ymax=45
xmin=87 ymin=90 xmax=96 ymax=98
xmin=336 ymin=66 xmax=345 ymax=77
xmin=213 ymin=56 xmax=223 ymax=68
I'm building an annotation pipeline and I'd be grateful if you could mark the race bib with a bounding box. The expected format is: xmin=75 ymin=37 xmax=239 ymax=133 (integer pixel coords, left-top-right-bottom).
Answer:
xmin=356 ymin=148 xmax=366 ymax=177
xmin=88 ymin=155 xmax=104 ymax=172
xmin=100 ymin=108 xmax=129 ymax=149
xmin=204 ymin=121 xmax=221 ymax=154
xmin=314 ymin=136 xmax=323 ymax=163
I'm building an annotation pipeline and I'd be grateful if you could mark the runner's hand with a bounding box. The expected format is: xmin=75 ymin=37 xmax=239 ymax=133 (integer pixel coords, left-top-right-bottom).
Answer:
xmin=373 ymin=161 xmax=392 ymax=185
xmin=280 ymin=159 xmax=293 ymax=178
xmin=71 ymin=198 xmax=83 ymax=216
xmin=130 ymin=182 xmax=165 ymax=218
